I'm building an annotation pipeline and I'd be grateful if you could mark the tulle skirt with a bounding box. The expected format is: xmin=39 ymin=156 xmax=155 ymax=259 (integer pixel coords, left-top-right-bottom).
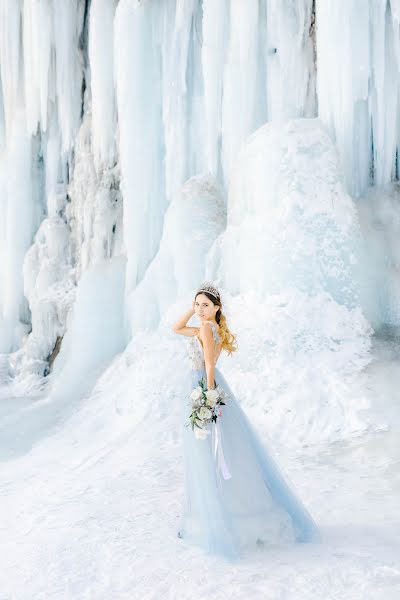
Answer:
xmin=177 ymin=366 xmax=321 ymax=560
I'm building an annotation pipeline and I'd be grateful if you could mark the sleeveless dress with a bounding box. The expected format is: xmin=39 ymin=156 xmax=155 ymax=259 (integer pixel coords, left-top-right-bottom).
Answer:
xmin=177 ymin=320 xmax=320 ymax=560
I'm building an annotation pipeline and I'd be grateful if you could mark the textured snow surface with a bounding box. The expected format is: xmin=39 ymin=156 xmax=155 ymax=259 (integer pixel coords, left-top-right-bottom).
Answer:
xmin=0 ymin=333 xmax=399 ymax=599
xmin=0 ymin=2 xmax=400 ymax=596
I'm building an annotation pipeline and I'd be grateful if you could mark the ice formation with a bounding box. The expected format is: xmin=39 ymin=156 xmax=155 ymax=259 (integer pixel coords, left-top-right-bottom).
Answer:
xmin=203 ymin=119 xmax=373 ymax=445
xmin=126 ymin=174 xmax=226 ymax=333
xmin=0 ymin=0 xmax=398 ymax=444
xmin=1 ymin=4 xmax=400 ymax=595
xmin=317 ymin=0 xmax=400 ymax=197
xmin=210 ymin=119 xmax=363 ymax=305
xmin=357 ymin=182 xmax=400 ymax=327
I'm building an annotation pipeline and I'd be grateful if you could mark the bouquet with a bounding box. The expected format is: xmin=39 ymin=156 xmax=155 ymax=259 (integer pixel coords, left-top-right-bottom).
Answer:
xmin=186 ymin=377 xmax=227 ymax=440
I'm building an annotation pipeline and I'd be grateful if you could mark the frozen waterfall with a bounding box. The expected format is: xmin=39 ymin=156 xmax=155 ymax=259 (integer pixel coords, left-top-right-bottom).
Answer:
xmin=2 ymin=4 xmax=400 ymax=596
xmin=0 ymin=0 xmax=398 ymax=440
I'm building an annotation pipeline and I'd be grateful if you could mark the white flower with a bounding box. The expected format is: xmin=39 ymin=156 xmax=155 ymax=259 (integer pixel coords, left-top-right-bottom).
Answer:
xmin=195 ymin=427 xmax=210 ymax=440
xmin=190 ymin=387 xmax=202 ymax=401
xmin=205 ymin=389 xmax=219 ymax=402
xmin=205 ymin=396 xmax=216 ymax=408
xmin=199 ymin=406 xmax=212 ymax=420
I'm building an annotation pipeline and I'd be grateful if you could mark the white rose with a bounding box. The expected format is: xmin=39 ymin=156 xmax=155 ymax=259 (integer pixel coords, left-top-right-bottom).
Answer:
xmin=205 ymin=389 xmax=219 ymax=401
xmin=195 ymin=427 xmax=210 ymax=440
xmin=205 ymin=396 xmax=216 ymax=408
xmin=190 ymin=387 xmax=202 ymax=401
xmin=199 ymin=406 xmax=212 ymax=420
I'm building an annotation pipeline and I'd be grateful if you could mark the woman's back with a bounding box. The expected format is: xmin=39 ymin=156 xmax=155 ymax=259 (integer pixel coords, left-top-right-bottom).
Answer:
xmin=187 ymin=321 xmax=222 ymax=370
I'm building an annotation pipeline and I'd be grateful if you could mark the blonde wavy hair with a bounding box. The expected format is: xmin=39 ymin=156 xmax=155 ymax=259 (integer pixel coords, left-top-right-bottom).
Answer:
xmin=195 ymin=290 xmax=238 ymax=355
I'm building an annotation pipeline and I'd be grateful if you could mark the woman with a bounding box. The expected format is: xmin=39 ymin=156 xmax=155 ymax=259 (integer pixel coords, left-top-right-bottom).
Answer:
xmin=172 ymin=281 xmax=320 ymax=560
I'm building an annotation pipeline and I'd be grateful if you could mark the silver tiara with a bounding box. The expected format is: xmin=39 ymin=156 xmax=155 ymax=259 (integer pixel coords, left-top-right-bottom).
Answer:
xmin=196 ymin=281 xmax=220 ymax=300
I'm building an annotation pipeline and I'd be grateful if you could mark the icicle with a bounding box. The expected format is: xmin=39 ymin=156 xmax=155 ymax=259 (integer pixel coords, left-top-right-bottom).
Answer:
xmin=221 ymin=0 xmax=260 ymax=185
xmin=23 ymin=0 xmax=53 ymax=135
xmin=201 ymin=0 xmax=229 ymax=177
xmin=316 ymin=0 xmax=400 ymax=196
xmin=115 ymin=0 xmax=166 ymax=294
xmin=89 ymin=0 xmax=118 ymax=171
xmin=265 ymin=0 xmax=316 ymax=121
xmin=0 ymin=0 xmax=23 ymax=139
xmin=0 ymin=109 xmax=34 ymax=352
xmin=160 ymin=0 xmax=198 ymax=201
xmin=52 ymin=0 xmax=84 ymax=152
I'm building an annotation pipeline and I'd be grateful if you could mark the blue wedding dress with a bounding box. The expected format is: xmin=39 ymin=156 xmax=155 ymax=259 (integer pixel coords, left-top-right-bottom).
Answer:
xmin=177 ymin=321 xmax=320 ymax=560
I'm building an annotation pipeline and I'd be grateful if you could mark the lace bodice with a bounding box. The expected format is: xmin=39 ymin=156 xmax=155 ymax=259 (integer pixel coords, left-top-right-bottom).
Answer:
xmin=187 ymin=321 xmax=221 ymax=370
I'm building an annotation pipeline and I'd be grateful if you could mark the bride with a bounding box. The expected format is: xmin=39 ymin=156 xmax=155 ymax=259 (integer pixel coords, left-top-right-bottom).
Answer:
xmin=172 ymin=282 xmax=320 ymax=560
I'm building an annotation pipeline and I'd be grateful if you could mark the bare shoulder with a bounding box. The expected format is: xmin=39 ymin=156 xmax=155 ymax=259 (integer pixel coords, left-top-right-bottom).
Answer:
xmin=199 ymin=321 xmax=216 ymax=339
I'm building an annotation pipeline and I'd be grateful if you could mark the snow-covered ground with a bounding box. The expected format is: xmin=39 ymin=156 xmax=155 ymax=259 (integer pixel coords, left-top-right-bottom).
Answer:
xmin=1 ymin=2 xmax=400 ymax=598
xmin=0 ymin=328 xmax=399 ymax=600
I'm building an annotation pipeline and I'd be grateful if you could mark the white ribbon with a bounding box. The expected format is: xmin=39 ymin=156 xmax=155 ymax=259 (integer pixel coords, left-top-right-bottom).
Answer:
xmin=213 ymin=418 xmax=232 ymax=482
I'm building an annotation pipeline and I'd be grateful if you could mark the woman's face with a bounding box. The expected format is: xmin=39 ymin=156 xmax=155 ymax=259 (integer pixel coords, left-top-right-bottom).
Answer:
xmin=194 ymin=293 xmax=219 ymax=321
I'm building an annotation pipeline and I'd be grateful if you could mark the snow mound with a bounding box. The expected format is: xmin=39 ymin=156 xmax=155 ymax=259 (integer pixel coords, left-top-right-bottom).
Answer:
xmin=211 ymin=119 xmax=363 ymax=306
xmin=204 ymin=119 xmax=374 ymax=447
xmin=127 ymin=174 xmax=226 ymax=332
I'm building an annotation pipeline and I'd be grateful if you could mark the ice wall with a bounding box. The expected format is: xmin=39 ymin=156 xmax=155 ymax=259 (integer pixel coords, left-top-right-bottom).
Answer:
xmin=0 ymin=0 xmax=399 ymax=382
xmin=202 ymin=0 xmax=315 ymax=184
xmin=0 ymin=0 xmax=123 ymax=381
xmin=317 ymin=0 xmax=400 ymax=197
xmin=89 ymin=0 xmax=118 ymax=171
xmin=114 ymin=0 xmax=166 ymax=294
xmin=0 ymin=0 xmax=87 ymax=359
xmin=357 ymin=182 xmax=400 ymax=327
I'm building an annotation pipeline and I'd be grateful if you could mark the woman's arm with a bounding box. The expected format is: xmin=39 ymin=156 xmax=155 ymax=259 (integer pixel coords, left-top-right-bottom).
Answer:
xmin=199 ymin=322 xmax=216 ymax=389
xmin=171 ymin=305 xmax=199 ymax=337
